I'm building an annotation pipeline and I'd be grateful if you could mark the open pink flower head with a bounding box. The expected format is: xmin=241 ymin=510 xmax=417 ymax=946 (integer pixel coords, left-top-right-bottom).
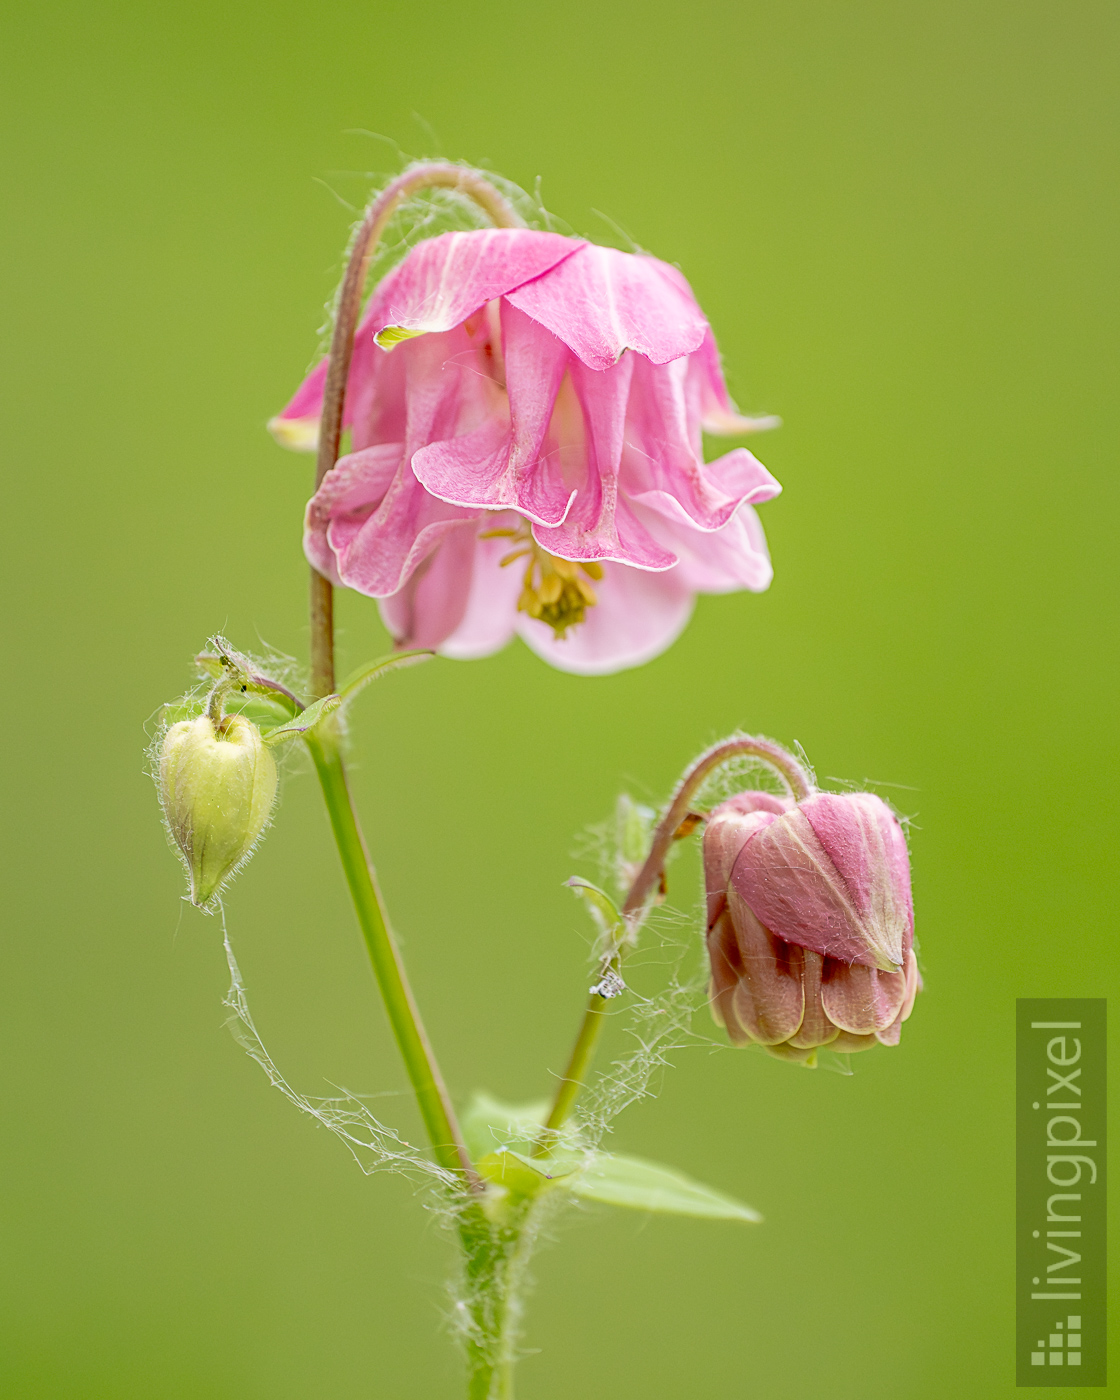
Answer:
xmin=272 ymin=229 xmax=781 ymax=674
xmin=703 ymin=790 xmax=920 ymax=1065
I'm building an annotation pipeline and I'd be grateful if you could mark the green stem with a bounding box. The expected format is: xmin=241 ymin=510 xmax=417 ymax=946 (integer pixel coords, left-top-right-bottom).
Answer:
xmin=302 ymin=164 xmax=520 ymax=1183
xmin=306 ymin=726 xmax=478 ymax=1186
xmin=460 ymin=1201 xmax=534 ymax=1400
xmin=540 ymin=735 xmax=815 ymax=1137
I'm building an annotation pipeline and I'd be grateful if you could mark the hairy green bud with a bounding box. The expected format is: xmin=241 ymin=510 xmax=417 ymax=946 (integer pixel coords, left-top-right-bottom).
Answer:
xmin=159 ymin=714 xmax=277 ymax=908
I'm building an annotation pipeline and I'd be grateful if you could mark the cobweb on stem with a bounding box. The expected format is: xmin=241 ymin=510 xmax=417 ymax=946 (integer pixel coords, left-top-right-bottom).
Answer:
xmin=220 ymin=919 xmax=452 ymax=1189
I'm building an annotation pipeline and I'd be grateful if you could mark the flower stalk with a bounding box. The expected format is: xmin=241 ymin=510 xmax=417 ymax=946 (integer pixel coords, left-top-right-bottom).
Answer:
xmin=310 ymin=163 xmax=521 ymax=698
xmin=539 ymin=736 xmax=814 ymax=1139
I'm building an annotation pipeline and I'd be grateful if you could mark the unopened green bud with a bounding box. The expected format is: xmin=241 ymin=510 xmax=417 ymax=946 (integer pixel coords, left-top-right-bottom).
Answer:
xmin=159 ymin=714 xmax=277 ymax=908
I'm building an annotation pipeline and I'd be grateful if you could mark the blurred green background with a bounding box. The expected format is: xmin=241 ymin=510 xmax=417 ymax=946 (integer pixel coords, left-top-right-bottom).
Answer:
xmin=3 ymin=0 xmax=1117 ymax=1395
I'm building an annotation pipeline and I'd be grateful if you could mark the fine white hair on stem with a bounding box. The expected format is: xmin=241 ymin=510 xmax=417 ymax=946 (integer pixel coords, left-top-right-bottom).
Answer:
xmin=221 ymin=919 xmax=452 ymax=1188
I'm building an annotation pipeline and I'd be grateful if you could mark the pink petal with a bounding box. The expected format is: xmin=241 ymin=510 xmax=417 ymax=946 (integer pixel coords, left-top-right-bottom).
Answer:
xmin=365 ymin=229 xmax=582 ymax=345
xmin=729 ymin=806 xmax=903 ymax=971
xmin=303 ymin=444 xmax=401 ymax=586
xmin=703 ymin=805 xmax=781 ymax=927
xmin=505 ymin=243 xmax=709 ymax=370
xmin=801 ymin=793 xmax=914 ymax=957
xmin=689 ymin=329 xmax=781 ymax=436
xmin=327 ymin=468 xmax=479 ymax=598
xmin=515 ymin=560 xmax=695 ymax=675
xmin=530 ymin=353 xmax=679 ymax=570
xmin=621 ymin=357 xmax=778 ymax=533
xmin=411 ymin=302 xmax=576 ymax=527
xmin=269 ymin=308 xmax=385 ymax=451
xmin=375 ymin=520 xmax=480 ymax=650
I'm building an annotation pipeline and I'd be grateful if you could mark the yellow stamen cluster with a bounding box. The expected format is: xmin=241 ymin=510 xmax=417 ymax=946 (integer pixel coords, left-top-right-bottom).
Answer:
xmin=484 ymin=522 xmax=604 ymax=640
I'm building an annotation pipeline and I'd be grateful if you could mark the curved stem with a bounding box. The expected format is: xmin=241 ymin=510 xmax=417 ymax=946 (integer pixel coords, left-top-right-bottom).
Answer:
xmin=540 ymin=736 xmax=814 ymax=1137
xmin=310 ymin=163 xmax=522 ymax=698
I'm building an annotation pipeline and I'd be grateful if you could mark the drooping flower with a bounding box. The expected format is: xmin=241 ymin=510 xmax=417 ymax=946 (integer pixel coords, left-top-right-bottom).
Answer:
xmin=703 ymin=790 xmax=920 ymax=1065
xmin=272 ymin=229 xmax=781 ymax=674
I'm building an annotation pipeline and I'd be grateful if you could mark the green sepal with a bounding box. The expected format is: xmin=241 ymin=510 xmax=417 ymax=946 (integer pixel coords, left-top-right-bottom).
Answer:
xmin=374 ymin=325 xmax=427 ymax=349
xmin=570 ymin=1153 xmax=761 ymax=1222
xmin=261 ymin=652 xmax=433 ymax=746
xmin=263 ymin=693 xmax=343 ymax=745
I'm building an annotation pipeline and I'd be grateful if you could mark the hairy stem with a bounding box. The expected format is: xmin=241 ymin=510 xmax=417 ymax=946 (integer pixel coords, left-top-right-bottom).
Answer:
xmin=302 ymin=165 xmax=519 ymax=1187
xmin=307 ymin=726 xmax=478 ymax=1186
xmin=540 ymin=736 xmax=814 ymax=1137
xmin=310 ymin=163 xmax=521 ymax=698
xmin=460 ymin=1200 xmax=537 ymax=1400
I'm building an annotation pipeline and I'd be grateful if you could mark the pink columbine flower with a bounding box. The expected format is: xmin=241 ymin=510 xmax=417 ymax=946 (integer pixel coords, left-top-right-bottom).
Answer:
xmin=271 ymin=229 xmax=782 ymax=674
xmin=703 ymin=790 xmax=921 ymax=1065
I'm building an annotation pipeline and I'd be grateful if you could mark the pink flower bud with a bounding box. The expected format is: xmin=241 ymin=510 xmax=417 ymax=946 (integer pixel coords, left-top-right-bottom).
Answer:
xmin=703 ymin=790 xmax=920 ymax=1065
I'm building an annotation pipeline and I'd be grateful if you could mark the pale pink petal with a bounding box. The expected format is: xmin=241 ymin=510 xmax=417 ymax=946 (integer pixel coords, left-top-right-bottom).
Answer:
xmin=515 ymin=560 xmax=694 ymax=675
xmin=830 ymin=1031 xmax=878 ymax=1054
xmin=899 ymin=948 xmax=922 ymax=1022
xmin=633 ymin=502 xmax=774 ymax=593
xmin=874 ymin=950 xmax=922 ymax=1047
xmin=435 ymin=522 xmax=524 ymax=660
xmin=723 ymin=889 xmax=805 ymax=1045
xmin=820 ymin=960 xmax=907 ymax=1036
xmin=788 ymin=950 xmax=841 ymax=1050
xmin=411 ymin=302 xmax=576 ymax=526
xmin=707 ymin=907 xmax=749 ymax=1043
xmin=506 ymin=243 xmax=709 ymax=370
xmin=365 ymin=229 xmax=581 ymax=345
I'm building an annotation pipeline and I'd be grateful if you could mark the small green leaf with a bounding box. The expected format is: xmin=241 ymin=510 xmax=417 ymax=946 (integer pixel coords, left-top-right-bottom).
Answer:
xmin=337 ymin=649 xmax=434 ymax=703
xmin=263 ymin=693 xmax=342 ymax=744
xmin=475 ymin=1148 xmax=580 ymax=1201
xmin=570 ymin=1153 xmax=761 ymax=1222
xmin=460 ymin=1092 xmax=551 ymax=1160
